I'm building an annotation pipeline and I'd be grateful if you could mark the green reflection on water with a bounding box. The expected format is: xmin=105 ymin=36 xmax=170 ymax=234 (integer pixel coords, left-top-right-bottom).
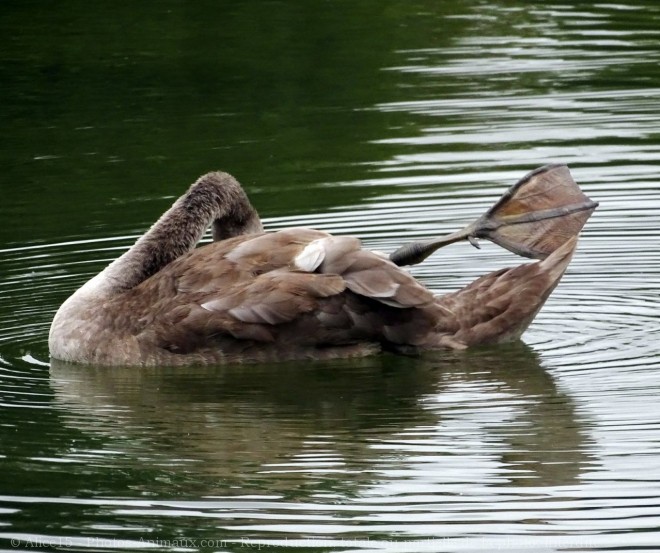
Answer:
xmin=0 ymin=0 xmax=470 ymax=246
xmin=1 ymin=0 xmax=660 ymax=549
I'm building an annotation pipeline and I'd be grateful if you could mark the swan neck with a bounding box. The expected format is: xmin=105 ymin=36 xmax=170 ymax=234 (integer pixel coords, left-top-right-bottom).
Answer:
xmin=102 ymin=171 xmax=263 ymax=294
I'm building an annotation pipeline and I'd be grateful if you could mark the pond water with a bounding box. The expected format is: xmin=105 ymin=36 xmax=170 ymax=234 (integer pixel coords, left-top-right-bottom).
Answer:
xmin=2 ymin=1 xmax=660 ymax=551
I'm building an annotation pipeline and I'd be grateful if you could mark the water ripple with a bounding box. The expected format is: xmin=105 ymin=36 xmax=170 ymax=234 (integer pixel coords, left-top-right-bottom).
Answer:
xmin=2 ymin=1 xmax=660 ymax=551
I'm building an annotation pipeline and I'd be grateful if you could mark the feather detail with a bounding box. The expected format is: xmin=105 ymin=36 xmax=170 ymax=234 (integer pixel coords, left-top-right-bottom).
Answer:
xmin=294 ymin=238 xmax=329 ymax=272
xmin=319 ymin=244 xmax=435 ymax=309
xmin=198 ymin=270 xmax=345 ymax=325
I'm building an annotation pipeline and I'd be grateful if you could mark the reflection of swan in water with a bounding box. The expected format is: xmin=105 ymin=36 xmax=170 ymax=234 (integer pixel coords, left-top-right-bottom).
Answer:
xmin=49 ymin=166 xmax=597 ymax=366
xmin=50 ymin=346 xmax=593 ymax=496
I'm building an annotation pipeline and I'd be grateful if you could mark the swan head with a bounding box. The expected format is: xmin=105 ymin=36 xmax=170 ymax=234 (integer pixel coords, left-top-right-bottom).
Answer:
xmin=184 ymin=171 xmax=263 ymax=240
xmin=212 ymin=209 xmax=264 ymax=241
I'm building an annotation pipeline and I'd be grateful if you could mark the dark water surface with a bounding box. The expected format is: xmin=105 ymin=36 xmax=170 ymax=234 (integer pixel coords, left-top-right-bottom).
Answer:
xmin=2 ymin=1 xmax=660 ymax=551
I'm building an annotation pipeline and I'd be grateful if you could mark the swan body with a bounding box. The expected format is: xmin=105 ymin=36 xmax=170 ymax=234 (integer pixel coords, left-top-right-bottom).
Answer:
xmin=49 ymin=171 xmax=581 ymax=366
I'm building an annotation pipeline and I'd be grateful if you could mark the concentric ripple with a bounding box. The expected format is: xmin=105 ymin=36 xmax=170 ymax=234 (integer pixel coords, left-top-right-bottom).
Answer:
xmin=2 ymin=1 xmax=660 ymax=552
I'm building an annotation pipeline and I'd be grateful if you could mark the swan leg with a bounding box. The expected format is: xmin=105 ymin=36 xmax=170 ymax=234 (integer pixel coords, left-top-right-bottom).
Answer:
xmin=390 ymin=164 xmax=597 ymax=266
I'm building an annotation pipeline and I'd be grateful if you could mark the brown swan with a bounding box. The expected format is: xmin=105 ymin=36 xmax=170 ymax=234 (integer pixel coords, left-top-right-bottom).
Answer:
xmin=48 ymin=165 xmax=597 ymax=366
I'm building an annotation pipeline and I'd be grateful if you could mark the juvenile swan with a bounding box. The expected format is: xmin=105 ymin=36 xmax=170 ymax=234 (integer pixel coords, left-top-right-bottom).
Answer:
xmin=49 ymin=168 xmax=596 ymax=366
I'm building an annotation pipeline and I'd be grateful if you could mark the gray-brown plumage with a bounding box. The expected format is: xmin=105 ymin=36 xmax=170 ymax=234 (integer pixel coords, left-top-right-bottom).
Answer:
xmin=49 ymin=170 xmax=588 ymax=366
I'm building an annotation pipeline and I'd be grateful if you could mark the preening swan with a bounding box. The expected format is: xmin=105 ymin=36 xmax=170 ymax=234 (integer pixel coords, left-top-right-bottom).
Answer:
xmin=49 ymin=165 xmax=597 ymax=366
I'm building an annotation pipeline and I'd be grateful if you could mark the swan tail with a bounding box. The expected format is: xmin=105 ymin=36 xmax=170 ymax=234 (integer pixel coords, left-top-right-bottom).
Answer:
xmin=428 ymin=236 xmax=578 ymax=349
